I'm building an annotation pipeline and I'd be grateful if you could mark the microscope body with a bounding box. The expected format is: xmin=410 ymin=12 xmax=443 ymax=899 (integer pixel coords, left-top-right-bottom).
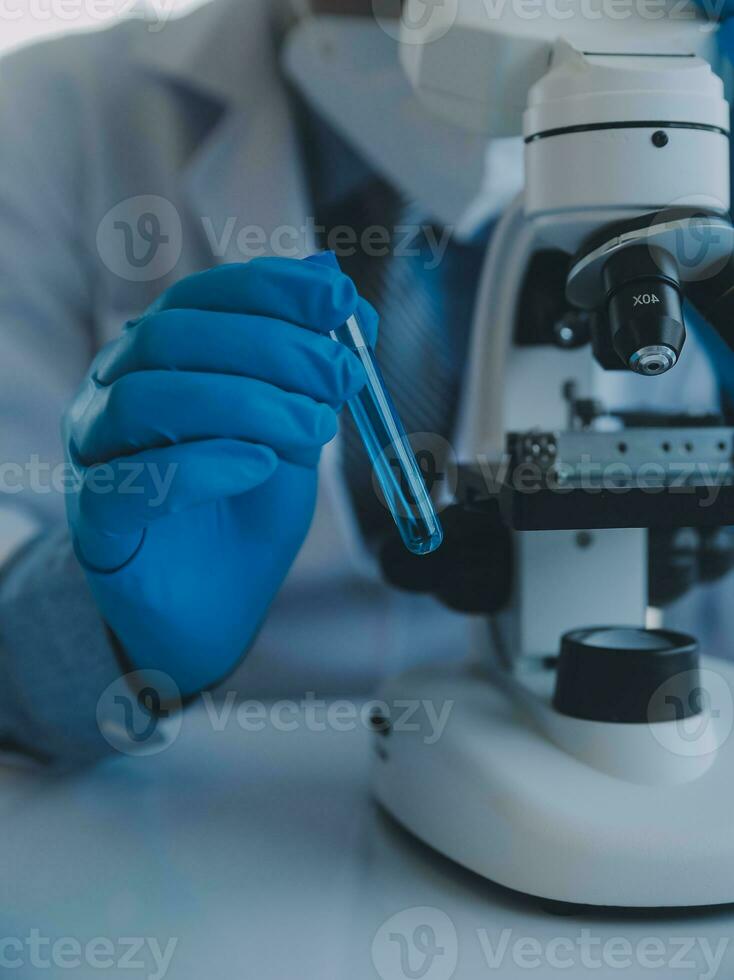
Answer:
xmin=457 ymin=36 xmax=734 ymax=665
xmin=374 ymin=12 xmax=734 ymax=908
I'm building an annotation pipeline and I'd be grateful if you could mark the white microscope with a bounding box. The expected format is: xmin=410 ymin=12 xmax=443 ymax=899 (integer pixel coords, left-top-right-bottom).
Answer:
xmin=373 ymin=0 xmax=734 ymax=908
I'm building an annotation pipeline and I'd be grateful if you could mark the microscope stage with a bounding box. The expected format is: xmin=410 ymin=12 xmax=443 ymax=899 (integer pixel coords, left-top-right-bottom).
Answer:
xmin=463 ymin=426 xmax=734 ymax=531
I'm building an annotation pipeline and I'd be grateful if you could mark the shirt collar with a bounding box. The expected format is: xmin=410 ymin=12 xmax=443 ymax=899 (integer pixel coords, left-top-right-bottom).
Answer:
xmin=131 ymin=0 xmax=290 ymax=109
xmin=132 ymin=0 xmax=375 ymax=208
xmin=131 ymin=3 xmax=518 ymax=236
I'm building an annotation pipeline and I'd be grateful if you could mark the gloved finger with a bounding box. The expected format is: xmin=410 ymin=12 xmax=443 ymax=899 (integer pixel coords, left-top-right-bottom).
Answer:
xmin=77 ymin=440 xmax=279 ymax=534
xmin=305 ymin=252 xmax=380 ymax=348
xmin=72 ymin=370 xmax=338 ymax=468
xmin=94 ymin=308 xmax=367 ymax=408
xmin=145 ymin=258 xmax=358 ymax=332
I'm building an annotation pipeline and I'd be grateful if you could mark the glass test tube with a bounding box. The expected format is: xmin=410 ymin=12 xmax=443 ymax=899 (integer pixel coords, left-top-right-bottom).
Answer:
xmin=331 ymin=312 xmax=444 ymax=557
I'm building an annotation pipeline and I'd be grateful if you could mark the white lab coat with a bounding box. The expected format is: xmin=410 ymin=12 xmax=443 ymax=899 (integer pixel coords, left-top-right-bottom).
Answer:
xmin=0 ymin=0 xmax=726 ymax=701
xmin=0 ymin=0 xmax=490 ymax=697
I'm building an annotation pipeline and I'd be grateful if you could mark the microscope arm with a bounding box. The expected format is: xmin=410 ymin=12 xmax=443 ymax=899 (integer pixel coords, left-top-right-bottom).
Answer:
xmin=686 ymin=253 xmax=734 ymax=351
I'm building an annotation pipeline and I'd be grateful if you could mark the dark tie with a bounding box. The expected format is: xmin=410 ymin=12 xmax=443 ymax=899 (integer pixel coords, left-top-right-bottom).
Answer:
xmin=323 ymin=178 xmax=486 ymax=545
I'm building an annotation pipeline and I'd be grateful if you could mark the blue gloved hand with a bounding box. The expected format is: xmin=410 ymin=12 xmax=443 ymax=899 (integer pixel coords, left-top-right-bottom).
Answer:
xmin=63 ymin=256 xmax=377 ymax=697
xmin=690 ymin=0 xmax=734 ymax=18
xmin=720 ymin=17 xmax=734 ymax=52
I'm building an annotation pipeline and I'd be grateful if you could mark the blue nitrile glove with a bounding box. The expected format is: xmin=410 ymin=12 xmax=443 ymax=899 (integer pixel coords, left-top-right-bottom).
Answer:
xmin=63 ymin=256 xmax=377 ymax=697
xmin=691 ymin=2 xmax=734 ymax=43
xmin=702 ymin=8 xmax=734 ymax=60
xmin=690 ymin=0 xmax=734 ymax=19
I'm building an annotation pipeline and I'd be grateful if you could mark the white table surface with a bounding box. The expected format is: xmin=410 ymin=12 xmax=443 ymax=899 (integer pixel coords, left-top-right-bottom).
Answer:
xmin=2 ymin=700 xmax=733 ymax=980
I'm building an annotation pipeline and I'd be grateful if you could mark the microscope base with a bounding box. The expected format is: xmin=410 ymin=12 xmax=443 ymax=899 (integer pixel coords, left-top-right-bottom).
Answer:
xmin=373 ymin=657 xmax=734 ymax=908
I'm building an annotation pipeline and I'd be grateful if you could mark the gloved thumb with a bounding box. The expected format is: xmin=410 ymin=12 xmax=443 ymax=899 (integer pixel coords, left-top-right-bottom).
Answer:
xmin=306 ymin=250 xmax=341 ymax=272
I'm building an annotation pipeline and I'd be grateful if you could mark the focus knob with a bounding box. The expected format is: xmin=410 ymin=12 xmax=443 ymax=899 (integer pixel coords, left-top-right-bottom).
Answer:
xmin=553 ymin=627 xmax=700 ymax=724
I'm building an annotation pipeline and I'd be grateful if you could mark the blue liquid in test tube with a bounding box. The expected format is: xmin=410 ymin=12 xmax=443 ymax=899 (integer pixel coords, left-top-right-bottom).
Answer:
xmin=331 ymin=311 xmax=444 ymax=557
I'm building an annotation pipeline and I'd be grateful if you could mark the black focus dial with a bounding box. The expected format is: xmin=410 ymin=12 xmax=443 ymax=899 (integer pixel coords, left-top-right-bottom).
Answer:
xmin=553 ymin=627 xmax=700 ymax=724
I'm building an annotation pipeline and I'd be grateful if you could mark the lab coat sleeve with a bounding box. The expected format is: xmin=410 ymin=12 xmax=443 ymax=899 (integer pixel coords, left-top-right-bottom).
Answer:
xmin=0 ymin=45 xmax=132 ymax=766
xmin=0 ymin=528 xmax=133 ymax=766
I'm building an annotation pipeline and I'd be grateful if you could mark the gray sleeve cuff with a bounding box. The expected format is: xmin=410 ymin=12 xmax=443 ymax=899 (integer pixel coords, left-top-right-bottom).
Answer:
xmin=0 ymin=525 xmax=151 ymax=767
